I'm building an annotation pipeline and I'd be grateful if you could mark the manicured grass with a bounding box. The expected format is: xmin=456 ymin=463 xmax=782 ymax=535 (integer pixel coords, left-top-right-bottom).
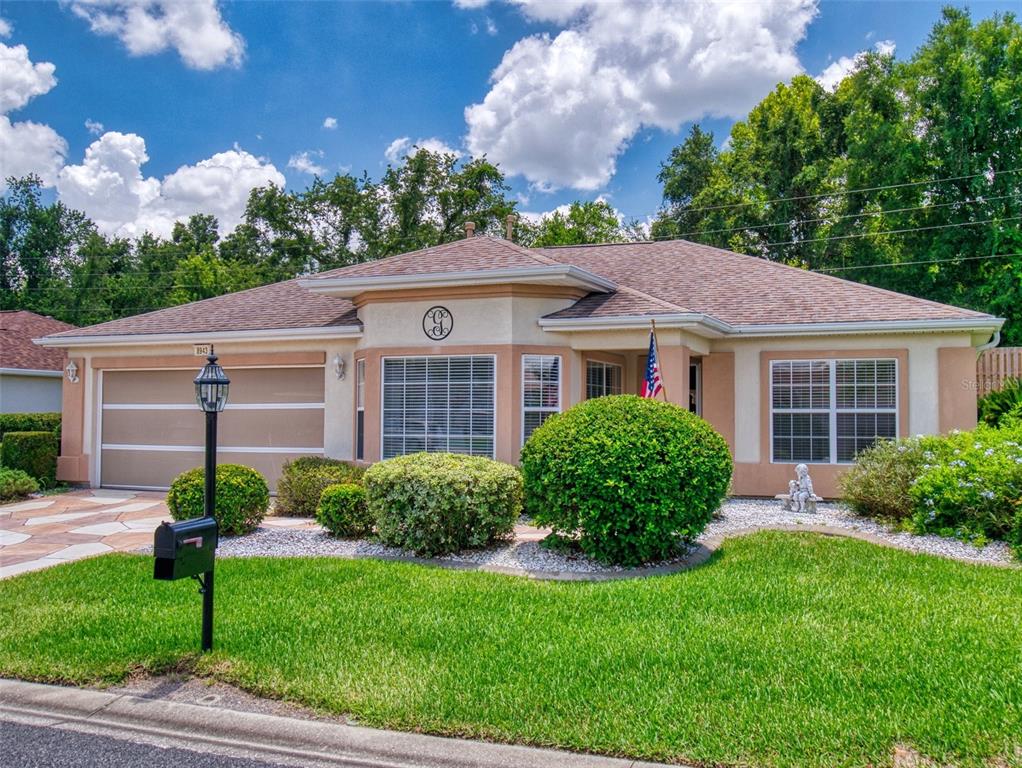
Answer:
xmin=1 ymin=532 xmax=1020 ymax=768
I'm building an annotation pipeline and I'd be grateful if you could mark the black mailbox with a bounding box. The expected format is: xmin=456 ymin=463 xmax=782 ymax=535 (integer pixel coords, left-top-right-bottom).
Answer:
xmin=154 ymin=517 xmax=219 ymax=581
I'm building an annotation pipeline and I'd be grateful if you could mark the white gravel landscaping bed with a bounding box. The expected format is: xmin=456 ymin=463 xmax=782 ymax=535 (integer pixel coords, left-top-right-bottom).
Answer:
xmin=212 ymin=498 xmax=1017 ymax=575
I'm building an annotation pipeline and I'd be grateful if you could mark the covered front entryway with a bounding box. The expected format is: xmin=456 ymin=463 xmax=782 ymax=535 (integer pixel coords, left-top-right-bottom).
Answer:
xmin=98 ymin=366 xmax=326 ymax=490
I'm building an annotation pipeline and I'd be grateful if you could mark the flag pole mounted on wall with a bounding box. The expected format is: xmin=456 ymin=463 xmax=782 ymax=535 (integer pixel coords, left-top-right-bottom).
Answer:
xmin=642 ymin=319 xmax=666 ymax=401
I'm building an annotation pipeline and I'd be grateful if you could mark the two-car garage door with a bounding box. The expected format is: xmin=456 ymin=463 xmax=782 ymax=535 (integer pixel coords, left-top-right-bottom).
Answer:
xmin=100 ymin=367 xmax=325 ymax=490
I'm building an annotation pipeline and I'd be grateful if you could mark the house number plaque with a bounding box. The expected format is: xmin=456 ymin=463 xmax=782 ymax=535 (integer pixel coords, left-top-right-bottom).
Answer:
xmin=422 ymin=306 xmax=453 ymax=340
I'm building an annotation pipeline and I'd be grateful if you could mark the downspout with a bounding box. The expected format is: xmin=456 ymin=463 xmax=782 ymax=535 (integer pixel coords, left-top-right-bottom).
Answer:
xmin=976 ymin=329 xmax=1000 ymax=356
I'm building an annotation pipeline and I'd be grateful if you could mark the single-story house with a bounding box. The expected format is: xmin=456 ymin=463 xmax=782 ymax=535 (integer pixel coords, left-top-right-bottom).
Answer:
xmin=36 ymin=231 xmax=1002 ymax=496
xmin=2 ymin=311 xmax=74 ymax=414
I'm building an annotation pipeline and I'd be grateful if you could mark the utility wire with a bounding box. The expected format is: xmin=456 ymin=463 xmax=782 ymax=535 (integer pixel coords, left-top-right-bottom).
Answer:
xmin=760 ymin=215 xmax=1022 ymax=248
xmin=663 ymin=167 xmax=1021 ymax=216
xmin=817 ymin=252 xmax=1022 ymax=273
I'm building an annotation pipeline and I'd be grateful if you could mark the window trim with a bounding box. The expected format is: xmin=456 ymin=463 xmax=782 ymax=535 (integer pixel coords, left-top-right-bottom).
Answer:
xmin=521 ymin=354 xmax=562 ymax=446
xmin=379 ymin=354 xmax=497 ymax=460
xmin=355 ymin=358 xmax=365 ymax=461
xmin=769 ymin=357 xmax=899 ymax=464
xmin=585 ymin=358 xmax=623 ymax=400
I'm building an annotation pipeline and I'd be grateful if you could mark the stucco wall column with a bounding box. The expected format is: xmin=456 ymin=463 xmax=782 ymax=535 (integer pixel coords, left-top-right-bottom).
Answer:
xmin=56 ymin=357 xmax=89 ymax=484
xmin=658 ymin=346 xmax=690 ymax=408
xmin=938 ymin=347 xmax=978 ymax=433
xmin=700 ymin=351 xmax=735 ymax=454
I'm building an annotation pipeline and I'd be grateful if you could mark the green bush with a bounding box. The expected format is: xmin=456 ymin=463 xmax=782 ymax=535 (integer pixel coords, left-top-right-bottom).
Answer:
xmin=317 ymin=483 xmax=372 ymax=538
xmin=0 ymin=431 xmax=58 ymax=488
xmin=166 ymin=464 xmax=269 ymax=536
xmin=365 ymin=452 xmax=522 ymax=557
xmin=0 ymin=467 xmax=39 ymax=501
xmin=840 ymin=435 xmax=946 ymax=521
xmin=978 ymin=377 xmax=1022 ymax=427
xmin=908 ymin=425 xmax=1022 ymax=543
xmin=0 ymin=412 xmax=60 ymax=442
xmin=520 ymin=395 xmax=732 ymax=566
xmin=276 ymin=456 xmax=365 ymax=517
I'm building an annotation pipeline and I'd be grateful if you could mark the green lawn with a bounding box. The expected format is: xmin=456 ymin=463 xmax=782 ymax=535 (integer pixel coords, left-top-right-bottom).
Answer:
xmin=1 ymin=532 xmax=1020 ymax=768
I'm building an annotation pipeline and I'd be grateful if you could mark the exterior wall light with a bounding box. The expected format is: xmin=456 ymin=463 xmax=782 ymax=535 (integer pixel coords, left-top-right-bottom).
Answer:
xmin=333 ymin=353 xmax=346 ymax=380
xmin=65 ymin=360 xmax=79 ymax=383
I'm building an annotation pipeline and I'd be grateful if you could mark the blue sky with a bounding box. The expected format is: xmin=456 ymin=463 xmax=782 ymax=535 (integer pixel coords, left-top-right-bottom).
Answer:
xmin=1 ymin=1 xmax=1014 ymax=238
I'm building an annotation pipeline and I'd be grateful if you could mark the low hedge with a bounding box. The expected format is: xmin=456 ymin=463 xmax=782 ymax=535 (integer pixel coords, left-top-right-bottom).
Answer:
xmin=317 ymin=483 xmax=372 ymax=538
xmin=1 ymin=431 xmax=58 ymax=488
xmin=166 ymin=464 xmax=269 ymax=536
xmin=0 ymin=412 xmax=60 ymax=442
xmin=365 ymin=452 xmax=522 ymax=557
xmin=276 ymin=456 xmax=365 ymax=517
xmin=978 ymin=377 xmax=1022 ymax=427
xmin=520 ymin=395 xmax=732 ymax=566
xmin=0 ymin=467 xmax=38 ymax=501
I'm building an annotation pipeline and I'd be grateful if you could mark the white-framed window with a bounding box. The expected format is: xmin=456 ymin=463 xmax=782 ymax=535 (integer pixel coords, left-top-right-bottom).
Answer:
xmin=522 ymin=354 xmax=561 ymax=444
xmin=770 ymin=358 xmax=898 ymax=464
xmin=382 ymin=355 xmax=495 ymax=459
xmin=355 ymin=359 xmax=365 ymax=461
xmin=585 ymin=360 xmax=622 ymax=399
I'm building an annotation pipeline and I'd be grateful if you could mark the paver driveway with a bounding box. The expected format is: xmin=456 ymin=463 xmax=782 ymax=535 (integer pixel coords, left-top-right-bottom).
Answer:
xmin=0 ymin=489 xmax=171 ymax=579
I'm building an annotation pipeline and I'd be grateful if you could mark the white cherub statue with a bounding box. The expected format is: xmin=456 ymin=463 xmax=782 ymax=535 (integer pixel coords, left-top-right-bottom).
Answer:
xmin=789 ymin=463 xmax=816 ymax=513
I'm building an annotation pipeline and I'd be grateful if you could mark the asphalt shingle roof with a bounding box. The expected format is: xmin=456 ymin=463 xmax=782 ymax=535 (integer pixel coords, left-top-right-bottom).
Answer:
xmin=2 ymin=311 xmax=74 ymax=368
xmin=45 ymin=236 xmax=991 ymax=340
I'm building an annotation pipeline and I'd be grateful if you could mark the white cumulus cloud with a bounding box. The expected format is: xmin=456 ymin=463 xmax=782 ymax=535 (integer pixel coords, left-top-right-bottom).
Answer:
xmin=816 ymin=39 xmax=895 ymax=91
xmin=322 ymin=116 xmax=337 ymax=130
xmin=85 ymin=118 xmax=105 ymax=135
xmin=69 ymin=0 xmax=244 ymax=70
xmin=465 ymin=0 xmax=817 ymax=191
xmin=384 ymin=136 xmax=462 ymax=164
xmin=0 ymin=42 xmax=66 ymax=188
xmin=287 ymin=150 xmax=327 ymax=176
xmin=0 ymin=18 xmax=12 ymax=37
xmin=57 ymin=131 xmax=284 ymax=238
xmin=0 ymin=41 xmax=57 ymax=113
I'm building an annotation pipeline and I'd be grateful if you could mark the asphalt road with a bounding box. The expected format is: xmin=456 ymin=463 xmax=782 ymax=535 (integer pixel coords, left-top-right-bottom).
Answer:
xmin=0 ymin=721 xmax=289 ymax=768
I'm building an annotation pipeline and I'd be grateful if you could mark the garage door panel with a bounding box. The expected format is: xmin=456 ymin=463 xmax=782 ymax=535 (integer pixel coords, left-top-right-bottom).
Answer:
xmin=102 ymin=409 xmax=323 ymax=449
xmin=100 ymin=449 xmax=315 ymax=490
xmin=99 ymin=366 xmax=327 ymax=490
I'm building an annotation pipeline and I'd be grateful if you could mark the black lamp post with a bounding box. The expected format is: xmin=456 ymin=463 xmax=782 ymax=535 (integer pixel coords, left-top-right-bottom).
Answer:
xmin=193 ymin=347 xmax=229 ymax=651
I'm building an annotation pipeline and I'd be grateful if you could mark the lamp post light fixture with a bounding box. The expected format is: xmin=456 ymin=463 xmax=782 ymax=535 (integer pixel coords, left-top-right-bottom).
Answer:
xmin=192 ymin=346 xmax=229 ymax=651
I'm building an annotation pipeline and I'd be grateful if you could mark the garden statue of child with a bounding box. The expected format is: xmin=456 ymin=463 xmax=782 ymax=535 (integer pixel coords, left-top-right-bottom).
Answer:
xmin=790 ymin=463 xmax=816 ymax=513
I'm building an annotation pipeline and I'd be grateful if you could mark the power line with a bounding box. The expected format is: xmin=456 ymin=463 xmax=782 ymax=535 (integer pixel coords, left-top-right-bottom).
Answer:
xmin=759 ymin=215 xmax=1022 ymax=248
xmin=665 ymin=167 xmax=1021 ymax=216
xmin=817 ymin=252 xmax=1022 ymax=273
xmin=662 ymin=193 xmax=1019 ymax=241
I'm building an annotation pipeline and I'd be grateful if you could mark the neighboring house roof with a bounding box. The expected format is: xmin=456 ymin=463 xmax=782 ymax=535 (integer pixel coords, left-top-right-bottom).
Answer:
xmin=1 ymin=311 xmax=74 ymax=370
xmin=38 ymin=236 xmax=998 ymax=343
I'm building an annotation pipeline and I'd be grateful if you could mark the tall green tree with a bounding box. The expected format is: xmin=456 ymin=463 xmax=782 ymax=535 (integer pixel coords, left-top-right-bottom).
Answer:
xmin=520 ymin=201 xmax=628 ymax=247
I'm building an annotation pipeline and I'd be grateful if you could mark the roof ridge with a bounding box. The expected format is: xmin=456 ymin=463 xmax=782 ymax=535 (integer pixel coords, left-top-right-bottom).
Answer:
xmin=615 ymin=284 xmax=690 ymax=314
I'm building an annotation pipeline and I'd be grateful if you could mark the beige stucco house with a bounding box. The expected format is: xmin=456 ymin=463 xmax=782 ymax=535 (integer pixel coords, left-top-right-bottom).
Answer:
xmin=36 ymin=235 xmax=1001 ymax=497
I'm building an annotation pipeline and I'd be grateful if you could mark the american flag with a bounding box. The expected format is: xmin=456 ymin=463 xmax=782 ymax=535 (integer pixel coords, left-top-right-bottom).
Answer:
xmin=641 ymin=328 xmax=663 ymax=399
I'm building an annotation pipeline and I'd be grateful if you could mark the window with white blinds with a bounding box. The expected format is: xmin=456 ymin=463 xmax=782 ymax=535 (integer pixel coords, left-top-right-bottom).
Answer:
xmin=585 ymin=360 xmax=622 ymax=399
xmin=771 ymin=358 xmax=897 ymax=464
xmin=522 ymin=355 xmax=561 ymax=444
xmin=382 ymin=356 xmax=495 ymax=459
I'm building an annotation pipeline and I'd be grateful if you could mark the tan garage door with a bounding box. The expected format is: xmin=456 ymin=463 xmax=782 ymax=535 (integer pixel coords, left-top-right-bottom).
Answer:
xmin=100 ymin=367 xmax=325 ymax=491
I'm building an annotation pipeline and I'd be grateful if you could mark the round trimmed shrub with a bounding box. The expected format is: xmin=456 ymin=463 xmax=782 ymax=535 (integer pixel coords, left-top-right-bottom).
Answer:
xmin=365 ymin=452 xmax=522 ymax=557
xmin=317 ymin=483 xmax=372 ymax=538
xmin=840 ymin=435 xmax=946 ymax=521
xmin=521 ymin=395 xmax=732 ymax=566
xmin=167 ymin=464 xmax=269 ymax=536
xmin=276 ymin=456 xmax=365 ymax=517
xmin=0 ymin=467 xmax=39 ymax=501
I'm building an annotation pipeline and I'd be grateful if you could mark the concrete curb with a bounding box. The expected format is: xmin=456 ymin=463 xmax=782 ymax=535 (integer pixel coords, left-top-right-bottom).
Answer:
xmin=0 ymin=678 xmax=676 ymax=768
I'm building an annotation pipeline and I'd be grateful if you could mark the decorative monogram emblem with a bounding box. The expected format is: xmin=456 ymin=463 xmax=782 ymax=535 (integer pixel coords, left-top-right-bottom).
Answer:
xmin=422 ymin=306 xmax=453 ymax=340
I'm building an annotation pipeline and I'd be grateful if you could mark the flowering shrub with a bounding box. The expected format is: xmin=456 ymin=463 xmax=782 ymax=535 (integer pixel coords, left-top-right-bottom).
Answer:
xmin=908 ymin=425 xmax=1022 ymax=546
xmin=840 ymin=435 xmax=946 ymax=521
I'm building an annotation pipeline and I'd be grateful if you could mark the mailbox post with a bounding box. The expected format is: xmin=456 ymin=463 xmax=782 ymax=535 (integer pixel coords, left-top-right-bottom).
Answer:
xmin=153 ymin=347 xmax=229 ymax=653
